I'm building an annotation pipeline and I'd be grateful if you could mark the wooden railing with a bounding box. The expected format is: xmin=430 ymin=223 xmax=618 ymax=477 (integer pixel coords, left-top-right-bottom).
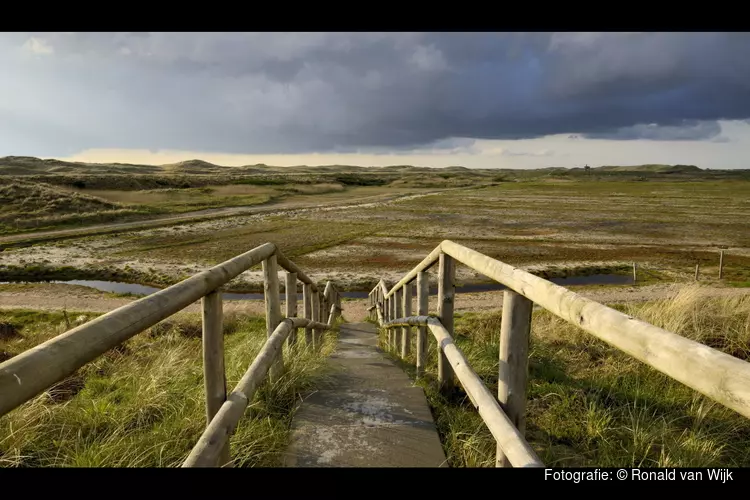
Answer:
xmin=0 ymin=242 xmax=342 ymax=467
xmin=368 ymin=239 xmax=750 ymax=468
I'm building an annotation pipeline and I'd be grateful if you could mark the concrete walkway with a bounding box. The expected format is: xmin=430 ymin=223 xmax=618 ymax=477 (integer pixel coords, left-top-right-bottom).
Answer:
xmin=283 ymin=322 xmax=448 ymax=467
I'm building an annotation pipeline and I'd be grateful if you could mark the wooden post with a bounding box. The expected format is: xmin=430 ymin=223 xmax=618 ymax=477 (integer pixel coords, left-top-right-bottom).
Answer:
xmin=303 ymin=283 xmax=312 ymax=347
xmin=202 ymin=290 xmax=230 ymax=467
xmin=285 ymin=272 xmax=298 ymax=347
xmin=394 ymin=287 xmax=403 ymax=354
xmin=321 ymin=296 xmax=329 ymax=326
xmin=383 ymin=297 xmax=393 ymax=351
xmin=262 ymin=255 xmax=282 ymax=382
xmin=719 ymin=250 xmax=724 ymax=280
xmin=632 ymin=262 xmax=637 ymax=283
xmin=390 ymin=295 xmax=397 ymax=349
xmin=437 ymin=253 xmax=455 ymax=392
xmin=695 ymin=263 xmax=700 ymax=281
xmin=312 ymin=290 xmax=321 ymax=348
xmin=0 ymin=242 xmax=278 ymax=419
xmin=496 ymin=290 xmax=533 ymax=468
xmin=402 ymin=281 xmax=412 ymax=358
xmin=376 ymin=289 xmax=381 ymax=320
xmin=416 ymin=271 xmax=429 ymax=377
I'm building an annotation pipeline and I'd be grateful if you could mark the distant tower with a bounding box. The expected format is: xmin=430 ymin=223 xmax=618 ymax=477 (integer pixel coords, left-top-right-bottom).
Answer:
xmin=584 ymin=164 xmax=591 ymax=175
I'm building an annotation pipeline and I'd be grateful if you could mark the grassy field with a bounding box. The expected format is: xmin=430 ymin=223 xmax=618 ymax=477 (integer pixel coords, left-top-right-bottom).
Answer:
xmin=2 ymin=156 xmax=750 ymax=467
xmin=380 ymin=284 xmax=750 ymax=467
xmin=0 ymin=308 xmax=340 ymax=467
xmin=0 ymin=178 xmax=391 ymax=236
xmin=292 ymin=179 xmax=750 ymax=287
xmin=2 ymin=174 xmax=749 ymax=291
xmin=2 ymin=156 xmax=749 ymax=237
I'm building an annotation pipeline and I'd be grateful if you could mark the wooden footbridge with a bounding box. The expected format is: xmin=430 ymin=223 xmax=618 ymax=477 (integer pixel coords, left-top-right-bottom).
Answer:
xmin=2 ymin=240 xmax=750 ymax=467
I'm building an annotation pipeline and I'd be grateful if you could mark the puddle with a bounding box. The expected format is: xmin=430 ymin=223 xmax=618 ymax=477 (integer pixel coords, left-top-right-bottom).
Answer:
xmin=4 ymin=274 xmax=633 ymax=301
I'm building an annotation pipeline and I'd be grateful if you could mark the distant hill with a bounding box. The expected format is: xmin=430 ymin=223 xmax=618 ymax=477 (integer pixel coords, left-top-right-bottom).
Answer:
xmin=160 ymin=159 xmax=229 ymax=174
xmin=592 ymin=164 xmax=702 ymax=173
xmin=0 ymin=156 xmax=89 ymax=175
xmin=0 ymin=156 xmax=163 ymax=175
xmin=0 ymin=156 xmax=743 ymax=180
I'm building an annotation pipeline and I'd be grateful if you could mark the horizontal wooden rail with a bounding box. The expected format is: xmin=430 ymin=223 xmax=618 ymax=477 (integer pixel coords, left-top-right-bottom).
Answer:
xmin=383 ymin=316 xmax=543 ymax=468
xmin=373 ymin=239 xmax=750 ymax=469
xmin=378 ymin=279 xmax=389 ymax=297
xmin=183 ymin=316 xmax=331 ymax=467
xmin=383 ymin=246 xmax=442 ymax=299
xmin=0 ymin=242 xmax=278 ymax=418
xmin=375 ymin=239 xmax=750 ymax=420
xmin=437 ymin=239 xmax=750 ymax=420
xmin=275 ymin=251 xmax=319 ymax=292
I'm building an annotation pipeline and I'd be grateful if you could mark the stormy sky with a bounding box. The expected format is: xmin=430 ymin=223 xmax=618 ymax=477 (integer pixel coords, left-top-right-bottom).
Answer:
xmin=2 ymin=32 xmax=750 ymax=168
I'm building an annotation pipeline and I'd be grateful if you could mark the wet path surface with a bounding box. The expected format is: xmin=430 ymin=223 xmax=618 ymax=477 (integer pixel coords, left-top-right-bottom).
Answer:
xmin=283 ymin=322 xmax=447 ymax=467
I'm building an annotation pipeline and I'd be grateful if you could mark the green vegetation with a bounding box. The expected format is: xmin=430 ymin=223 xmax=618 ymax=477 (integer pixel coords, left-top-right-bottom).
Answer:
xmin=383 ymin=285 xmax=750 ymax=467
xmin=2 ymin=156 xmax=748 ymax=293
xmin=115 ymin=218 xmax=381 ymax=265
xmin=0 ymin=262 xmax=185 ymax=289
xmin=332 ymin=174 xmax=389 ymax=186
xmin=348 ymin=180 xmax=750 ymax=279
xmin=0 ymin=181 xmax=147 ymax=233
xmin=0 ymin=308 xmax=340 ymax=467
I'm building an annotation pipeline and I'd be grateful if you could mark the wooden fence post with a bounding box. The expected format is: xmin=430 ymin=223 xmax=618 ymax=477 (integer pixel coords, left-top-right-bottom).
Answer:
xmin=262 ymin=255 xmax=283 ymax=382
xmin=388 ymin=292 xmax=396 ymax=349
xmin=383 ymin=297 xmax=393 ymax=351
xmin=632 ymin=262 xmax=637 ymax=283
xmin=312 ymin=290 xmax=321 ymax=348
xmin=496 ymin=290 xmax=533 ymax=468
xmin=321 ymin=295 xmax=329 ymax=326
xmin=201 ymin=290 xmax=231 ymax=467
xmin=416 ymin=271 xmax=429 ymax=377
xmin=695 ymin=263 xmax=700 ymax=281
xmin=402 ymin=281 xmax=412 ymax=358
xmin=303 ymin=283 xmax=312 ymax=347
xmin=437 ymin=253 xmax=455 ymax=393
xmin=376 ymin=289 xmax=381 ymax=321
xmin=285 ymin=272 xmax=298 ymax=347
xmin=394 ymin=287 xmax=403 ymax=354
xmin=719 ymin=250 xmax=724 ymax=280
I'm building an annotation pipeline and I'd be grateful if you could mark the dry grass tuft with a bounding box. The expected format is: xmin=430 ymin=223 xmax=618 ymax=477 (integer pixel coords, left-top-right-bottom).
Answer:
xmin=386 ymin=284 xmax=750 ymax=467
xmin=0 ymin=309 xmax=341 ymax=467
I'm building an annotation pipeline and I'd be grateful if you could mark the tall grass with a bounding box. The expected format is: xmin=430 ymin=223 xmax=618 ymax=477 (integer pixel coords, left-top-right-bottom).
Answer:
xmin=0 ymin=309 xmax=339 ymax=467
xmin=385 ymin=284 xmax=750 ymax=467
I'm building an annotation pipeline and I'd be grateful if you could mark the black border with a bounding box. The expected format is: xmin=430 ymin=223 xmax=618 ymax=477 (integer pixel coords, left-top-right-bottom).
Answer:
xmin=3 ymin=467 xmax=744 ymax=492
xmin=0 ymin=7 xmax=744 ymax=31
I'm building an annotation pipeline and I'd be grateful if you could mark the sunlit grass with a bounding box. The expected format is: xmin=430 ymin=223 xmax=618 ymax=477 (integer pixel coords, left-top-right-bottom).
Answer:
xmin=381 ymin=284 xmax=750 ymax=467
xmin=0 ymin=309 xmax=340 ymax=467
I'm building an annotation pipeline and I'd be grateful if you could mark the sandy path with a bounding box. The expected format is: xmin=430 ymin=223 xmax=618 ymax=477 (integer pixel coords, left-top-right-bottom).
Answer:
xmin=3 ymin=283 xmax=748 ymax=323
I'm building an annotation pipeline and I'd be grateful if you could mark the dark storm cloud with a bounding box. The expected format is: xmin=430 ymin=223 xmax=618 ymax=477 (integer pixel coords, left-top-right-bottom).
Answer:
xmin=585 ymin=120 xmax=723 ymax=141
xmin=1 ymin=32 xmax=750 ymax=156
